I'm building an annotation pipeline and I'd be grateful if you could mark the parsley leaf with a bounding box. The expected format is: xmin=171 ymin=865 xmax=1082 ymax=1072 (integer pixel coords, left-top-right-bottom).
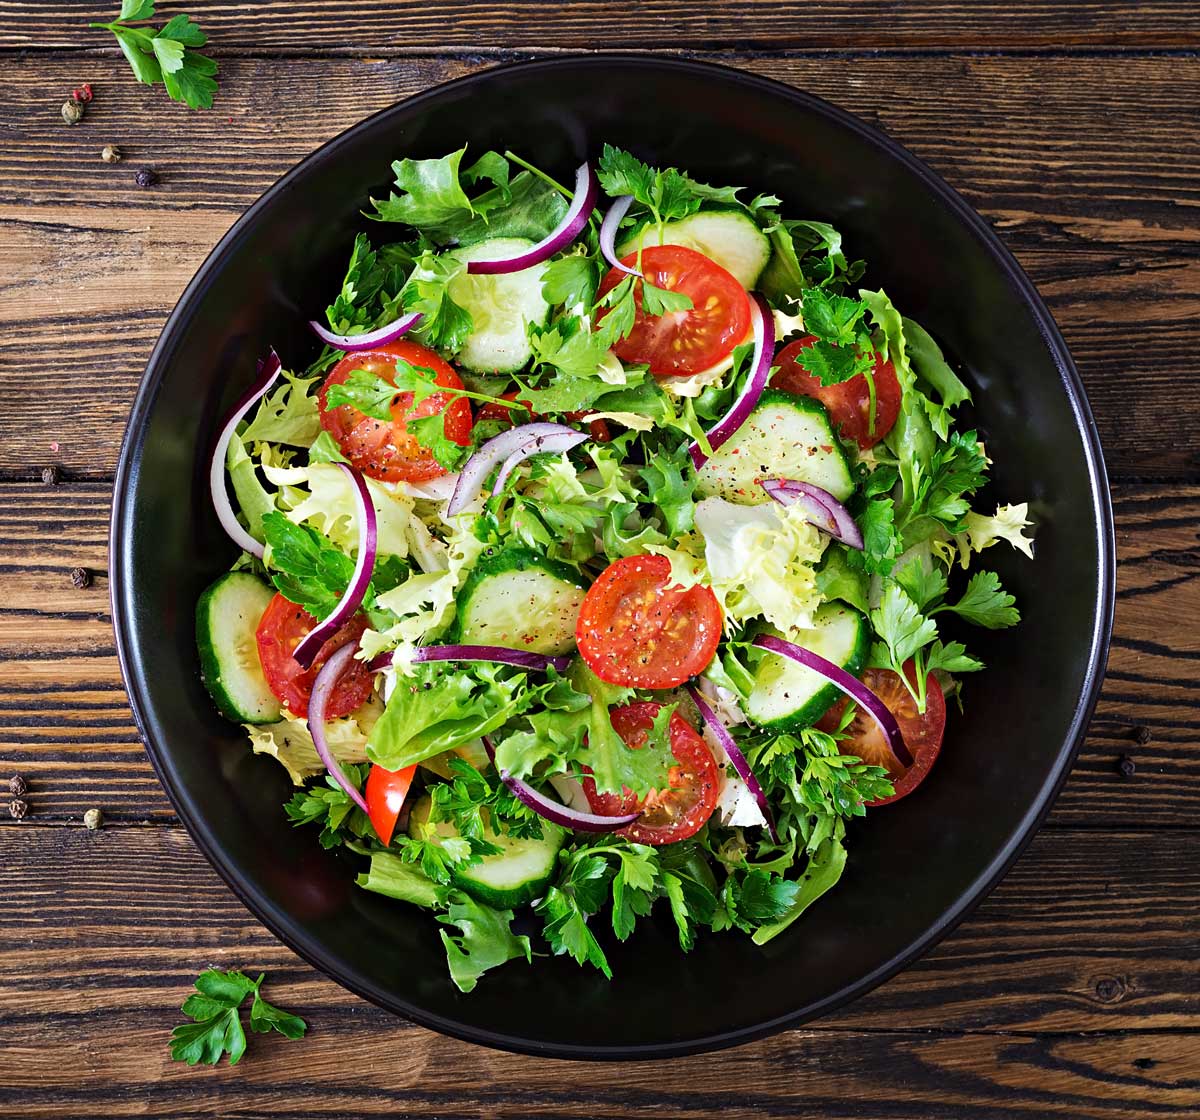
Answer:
xmin=871 ymin=582 xmax=938 ymax=670
xmin=856 ymin=497 xmax=903 ymax=576
xmin=169 ymin=970 xmax=306 ymax=1066
xmin=536 ymin=854 xmax=614 ymax=978
xmin=402 ymin=251 xmax=474 ymax=353
xmin=437 ymin=891 xmax=531 ymax=993
xmin=794 ymin=288 xmax=875 ymax=386
xmin=939 ymin=569 xmax=1020 ymax=630
xmin=92 ymin=5 xmax=219 ymax=109
xmin=283 ymin=764 xmax=371 ymax=849
xmin=542 ymin=254 xmax=600 ymax=309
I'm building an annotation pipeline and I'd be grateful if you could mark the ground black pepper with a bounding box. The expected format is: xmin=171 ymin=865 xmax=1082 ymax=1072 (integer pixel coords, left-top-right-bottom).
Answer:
xmin=134 ymin=167 xmax=159 ymax=188
xmin=8 ymin=774 xmax=27 ymax=797
xmin=70 ymin=566 xmax=93 ymax=590
xmin=41 ymin=465 xmax=61 ymax=485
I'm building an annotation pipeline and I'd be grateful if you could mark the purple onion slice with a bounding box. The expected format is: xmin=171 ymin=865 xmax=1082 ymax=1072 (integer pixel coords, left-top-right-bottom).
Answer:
xmin=466 ymin=162 xmax=598 ymax=275
xmin=686 ymin=685 xmax=778 ymax=842
xmin=599 ymin=195 xmax=641 ymax=277
xmin=482 ymin=739 xmax=640 ymax=833
xmin=306 ymin=642 xmax=371 ymax=816
xmin=208 ymin=349 xmax=283 ymax=559
xmin=308 ymin=312 xmax=423 ymax=353
xmin=689 ymin=292 xmax=775 ymax=470
xmin=759 ymin=478 xmax=864 ymax=550
xmin=370 ymin=645 xmax=571 ymax=674
xmin=752 ymin=634 xmax=913 ymax=768
xmin=491 ymin=429 xmax=590 ymax=496
xmin=291 ymin=462 xmax=377 ymax=669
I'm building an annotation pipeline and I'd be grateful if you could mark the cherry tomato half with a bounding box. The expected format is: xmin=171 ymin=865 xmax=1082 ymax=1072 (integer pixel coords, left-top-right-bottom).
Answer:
xmin=318 ymin=339 xmax=472 ymax=483
xmin=771 ymin=336 xmax=902 ymax=450
xmin=575 ymin=555 xmax=723 ymax=689
xmin=365 ymin=763 xmax=417 ymax=846
xmin=582 ymin=701 xmax=720 ymax=845
xmin=596 ymin=245 xmax=752 ymax=377
xmin=818 ymin=660 xmax=946 ymax=805
xmin=254 ymin=593 xmax=374 ymax=720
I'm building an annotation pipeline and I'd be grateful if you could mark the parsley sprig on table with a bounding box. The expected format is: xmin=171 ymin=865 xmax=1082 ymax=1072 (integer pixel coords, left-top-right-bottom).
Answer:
xmin=91 ymin=1 xmax=218 ymax=109
xmin=169 ymin=970 xmax=306 ymax=1066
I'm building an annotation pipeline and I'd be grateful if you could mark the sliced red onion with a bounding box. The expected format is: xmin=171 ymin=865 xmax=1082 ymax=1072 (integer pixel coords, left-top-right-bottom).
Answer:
xmin=600 ymin=195 xmax=640 ymax=277
xmin=491 ymin=429 xmax=590 ymax=495
xmin=307 ymin=642 xmax=370 ymax=817
xmin=482 ymin=738 xmax=640 ymax=833
xmin=752 ymin=634 xmax=913 ymax=768
xmin=759 ymin=478 xmax=865 ymax=550
xmin=209 ymin=349 xmax=283 ymax=559
xmin=370 ymin=645 xmax=571 ymax=673
xmin=686 ymin=685 xmax=777 ymax=842
xmin=291 ymin=462 xmax=377 ymax=669
xmin=309 ymin=312 xmax=423 ymax=353
xmin=446 ymin=422 xmax=588 ymax=515
xmin=689 ymin=292 xmax=774 ymax=470
xmin=466 ymin=162 xmax=598 ymax=275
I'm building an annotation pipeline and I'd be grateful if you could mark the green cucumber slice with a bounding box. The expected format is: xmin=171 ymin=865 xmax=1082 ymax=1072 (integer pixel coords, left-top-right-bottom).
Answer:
xmin=195 ymin=571 xmax=281 ymax=724
xmin=746 ymin=603 xmax=869 ymax=731
xmin=447 ymin=238 xmax=552 ymax=373
xmin=695 ymin=389 xmax=855 ymax=504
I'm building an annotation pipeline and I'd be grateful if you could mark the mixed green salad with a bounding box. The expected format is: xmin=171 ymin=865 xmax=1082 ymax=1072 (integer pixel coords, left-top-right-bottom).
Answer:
xmin=197 ymin=145 xmax=1034 ymax=992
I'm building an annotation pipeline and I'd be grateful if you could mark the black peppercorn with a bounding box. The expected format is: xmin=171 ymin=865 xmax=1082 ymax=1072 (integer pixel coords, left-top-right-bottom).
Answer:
xmin=1118 ymin=754 xmax=1136 ymax=778
xmin=134 ymin=167 xmax=159 ymax=188
xmin=41 ymin=465 xmax=61 ymax=485
xmin=1132 ymin=725 xmax=1151 ymax=745
xmin=8 ymin=774 xmax=27 ymax=797
xmin=70 ymin=566 xmax=93 ymax=590
xmin=9 ymin=798 xmax=28 ymax=821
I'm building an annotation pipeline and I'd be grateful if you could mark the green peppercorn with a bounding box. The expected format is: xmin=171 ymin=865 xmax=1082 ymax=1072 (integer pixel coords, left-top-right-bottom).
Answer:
xmin=61 ymin=99 xmax=85 ymax=125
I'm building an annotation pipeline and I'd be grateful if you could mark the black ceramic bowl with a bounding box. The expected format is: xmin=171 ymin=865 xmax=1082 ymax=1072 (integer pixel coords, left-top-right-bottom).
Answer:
xmin=111 ymin=56 xmax=1114 ymax=1059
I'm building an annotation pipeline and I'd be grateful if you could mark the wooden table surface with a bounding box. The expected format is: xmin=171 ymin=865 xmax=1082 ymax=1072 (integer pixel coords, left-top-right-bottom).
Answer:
xmin=3 ymin=3 xmax=1199 ymax=1116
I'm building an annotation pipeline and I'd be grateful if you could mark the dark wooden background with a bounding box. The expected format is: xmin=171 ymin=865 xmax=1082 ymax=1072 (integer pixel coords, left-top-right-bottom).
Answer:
xmin=2 ymin=3 xmax=1199 ymax=1116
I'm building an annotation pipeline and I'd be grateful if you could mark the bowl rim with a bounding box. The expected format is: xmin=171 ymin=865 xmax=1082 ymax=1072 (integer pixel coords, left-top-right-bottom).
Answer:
xmin=110 ymin=52 xmax=1116 ymax=1060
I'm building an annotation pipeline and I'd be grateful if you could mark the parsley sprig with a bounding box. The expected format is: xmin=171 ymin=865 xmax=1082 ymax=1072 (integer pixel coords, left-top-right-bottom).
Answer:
xmin=169 ymin=970 xmax=306 ymax=1066
xmin=92 ymin=2 xmax=218 ymax=109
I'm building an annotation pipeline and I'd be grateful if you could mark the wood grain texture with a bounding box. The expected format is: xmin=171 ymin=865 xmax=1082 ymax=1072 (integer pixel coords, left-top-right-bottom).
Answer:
xmin=3 ymin=53 xmax=1199 ymax=479
xmin=0 ymin=481 xmax=1195 ymax=826
xmin=2 ymin=0 xmax=1199 ymax=52
xmin=0 ymin=825 xmax=1197 ymax=1119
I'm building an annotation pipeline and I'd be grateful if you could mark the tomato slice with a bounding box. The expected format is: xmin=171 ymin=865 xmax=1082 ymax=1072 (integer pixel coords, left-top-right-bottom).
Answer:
xmin=254 ymin=593 xmax=374 ymax=720
xmin=581 ymin=701 xmax=720 ymax=845
xmin=771 ymin=336 xmax=902 ymax=449
xmin=475 ymin=390 xmax=611 ymax=442
xmin=596 ymin=245 xmax=752 ymax=377
xmin=365 ymin=763 xmax=417 ymax=846
xmin=318 ymin=339 xmax=472 ymax=482
xmin=818 ymin=661 xmax=946 ymax=805
xmin=575 ymin=555 xmax=723 ymax=689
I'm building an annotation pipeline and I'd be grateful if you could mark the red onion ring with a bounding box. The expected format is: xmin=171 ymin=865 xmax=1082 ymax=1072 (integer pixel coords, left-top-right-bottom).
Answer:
xmin=466 ymin=162 xmax=598 ymax=275
xmin=307 ymin=642 xmax=371 ymax=817
xmin=491 ymin=429 xmax=590 ymax=496
xmin=291 ymin=462 xmax=378 ymax=669
xmin=446 ymin=421 xmax=589 ymax=515
xmin=370 ymin=645 xmax=571 ymax=674
xmin=752 ymin=634 xmax=913 ymax=768
xmin=599 ymin=195 xmax=641 ymax=277
xmin=759 ymin=478 xmax=865 ymax=550
xmin=208 ymin=349 xmax=283 ymax=559
xmin=309 ymin=312 xmax=423 ymax=353
xmin=686 ymin=685 xmax=778 ymax=842
xmin=689 ymin=292 xmax=775 ymax=470
xmin=482 ymin=738 xmax=641 ymax=833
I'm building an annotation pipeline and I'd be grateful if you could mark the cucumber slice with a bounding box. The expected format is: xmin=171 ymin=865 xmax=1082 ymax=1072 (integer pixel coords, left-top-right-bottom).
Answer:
xmin=409 ymin=794 xmax=565 ymax=909
xmin=617 ymin=209 xmax=771 ymax=290
xmin=447 ymin=238 xmax=552 ymax=373
xmin=450 ymin=547 xmax=586 ymax=656
xmin=195 ymin=571 xmax=281 ymax=724
xmin=695 ymin=389 xmax=855 ymax=504
xmin=746 ymin=604 xmax=869 ymax=731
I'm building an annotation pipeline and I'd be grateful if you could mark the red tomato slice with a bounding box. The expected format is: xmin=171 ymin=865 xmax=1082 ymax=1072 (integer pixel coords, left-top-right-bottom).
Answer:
xmin=596 ymin=245 xmax=752 ymax=377
xmin=365 ymin=763 xmax=417 ymax=846
xmin=318 ymin=339 xmax=472 ymax=483
xmin=771 ymin=336 xmax=902 ymax=449
xmin=581 ymin=701 xmax=720 ymax=845
xmin=254 ymin=593 xmax=374 ymax=720
xmin=818 ymin=661 xmax=946 ymax=805
xmin=575 ymin=555 xmax=723 ymax=689
xmin=475 ymin=390 xmax=611 ymax=442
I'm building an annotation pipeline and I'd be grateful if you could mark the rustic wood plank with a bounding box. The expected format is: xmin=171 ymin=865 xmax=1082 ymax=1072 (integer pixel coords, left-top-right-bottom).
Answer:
xmin=2 ymin=0 xmax=1198 ymax=52
xmin=0 ymin=826 xmax=1197 ymax=1118
xmin=2 ymin=54 xmax=1198 ymax=479
xmin=0 ymin=482 xmax=1195 ymax=826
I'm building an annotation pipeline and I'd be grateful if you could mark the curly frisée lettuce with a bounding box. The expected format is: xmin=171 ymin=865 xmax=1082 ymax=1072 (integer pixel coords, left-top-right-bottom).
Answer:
xmin=196 ymin=143 xmax=1034 ymax=994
